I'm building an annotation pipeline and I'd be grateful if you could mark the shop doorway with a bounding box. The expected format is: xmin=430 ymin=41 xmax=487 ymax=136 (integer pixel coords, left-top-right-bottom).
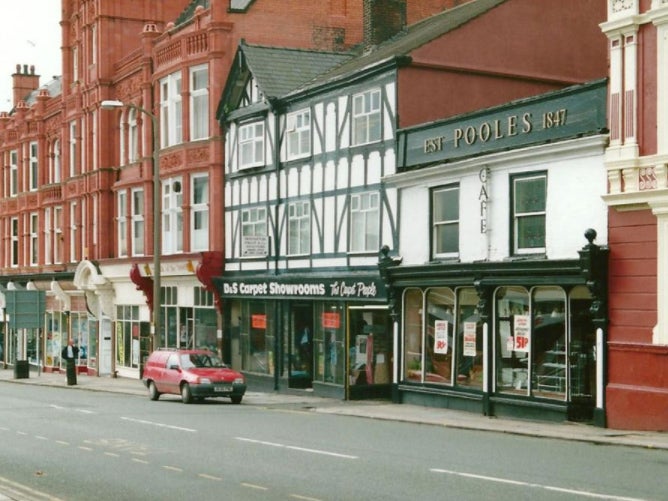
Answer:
xmin=289 ymin=304 xmax=313 ymax=389
xmin=347 ymin=307 xmax=392 ymax=400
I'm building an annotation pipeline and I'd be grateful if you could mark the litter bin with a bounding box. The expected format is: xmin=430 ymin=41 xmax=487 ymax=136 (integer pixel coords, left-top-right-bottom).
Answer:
xmin=66 ymin=359 xmax=77 ymax=386
xmin=14 ymin=360 xmax=29 ymax=379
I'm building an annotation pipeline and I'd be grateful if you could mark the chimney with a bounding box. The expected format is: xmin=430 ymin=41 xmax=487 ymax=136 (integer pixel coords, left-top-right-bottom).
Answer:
xmin=12 ymin=64 xmax=40 ymax=107
xmin=363 ymin=0 xmax=406 ymax=51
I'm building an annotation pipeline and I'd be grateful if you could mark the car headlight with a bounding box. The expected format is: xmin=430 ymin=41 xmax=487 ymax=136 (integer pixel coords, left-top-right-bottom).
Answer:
xmin=199 ymin=378 xmax=211 ymax=385
xmin=234 ymin=377 xmax=245 ymax=385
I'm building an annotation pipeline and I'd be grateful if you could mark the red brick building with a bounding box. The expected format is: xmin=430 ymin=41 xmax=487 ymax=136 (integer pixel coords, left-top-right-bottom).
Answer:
xmin=0 ymin=1 xmax=457 ymax=378
xmin=600 ymin=0 xmax=668 ymax=431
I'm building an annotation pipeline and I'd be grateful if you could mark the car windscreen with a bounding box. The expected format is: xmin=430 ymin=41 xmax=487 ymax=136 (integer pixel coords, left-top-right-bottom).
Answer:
xmin=180 ymin=353 xmax=226 ymax=369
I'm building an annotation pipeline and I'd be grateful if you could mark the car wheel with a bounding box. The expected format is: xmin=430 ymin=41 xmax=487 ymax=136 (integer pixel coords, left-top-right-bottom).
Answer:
xmin=181 ymin=383 xmax=193 ymax=404
xmin=231 ymin=395 xmax=243 ymax=404
xmin=148 ymin=381 xmax=160 ymax=401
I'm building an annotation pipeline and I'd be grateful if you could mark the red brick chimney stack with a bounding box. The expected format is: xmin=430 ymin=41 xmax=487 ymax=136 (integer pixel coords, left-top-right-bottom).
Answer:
xmin=363 ymin=0 xmax=407 ymax=51
xmin=12 ymin=64 xmax=40 ymax=107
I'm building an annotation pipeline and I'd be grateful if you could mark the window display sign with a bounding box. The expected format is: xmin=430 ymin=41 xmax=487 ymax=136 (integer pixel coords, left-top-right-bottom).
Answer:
xmin=251 ymin=314 xmax=266 ymax=329
xmin=434 ymin=320 xmax=448 ymax=354
xmin=321 ymin=312 xmax=341 ymax=329
xmin=463 ymin=322 xmax=477 ymax=357
xmin=513 ymin=314 xmax=531 ymax=353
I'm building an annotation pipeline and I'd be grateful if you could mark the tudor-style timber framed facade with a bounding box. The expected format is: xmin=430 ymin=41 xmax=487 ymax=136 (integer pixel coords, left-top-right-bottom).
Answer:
xmin=216 ymin=43 xmax=399 ymax=398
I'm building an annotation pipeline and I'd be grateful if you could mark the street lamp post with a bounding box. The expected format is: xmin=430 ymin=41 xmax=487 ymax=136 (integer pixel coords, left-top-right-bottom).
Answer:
xmin=101 ymin=100 xmax=161 ymax=351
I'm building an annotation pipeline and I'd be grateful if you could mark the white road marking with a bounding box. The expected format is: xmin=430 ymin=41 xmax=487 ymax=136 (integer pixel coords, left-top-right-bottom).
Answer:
xmin=290 ymin=494 xmax=323 ymax=501
xmin=120 ymin=416 xmax=197 ymax=432
xmin=49 ymin=404 xmax=95 ymax=415
xmin=131 ymin=458 xmax=149 ymax=464
xmin=235 ymin=437 xmax=358 ymax=459
xmin=198 ymin=473 xmax=222 ymax=481
xmin=162 ymin=465 xmax=183 ymax=472
xmin=242 ymin=482 xmax=269 ymax=491
xmin=430 ymin=468 xmax=648 ymax=501
xmin=0 ymin=475 xmax=64 ymax=501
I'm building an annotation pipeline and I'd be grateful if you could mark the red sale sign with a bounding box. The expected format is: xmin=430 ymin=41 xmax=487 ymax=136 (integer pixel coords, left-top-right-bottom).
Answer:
xmin=513 ymin=314 xmax=530 ymax=353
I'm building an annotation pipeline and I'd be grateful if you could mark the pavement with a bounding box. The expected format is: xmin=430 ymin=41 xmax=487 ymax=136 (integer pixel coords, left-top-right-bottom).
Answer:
xmin=1 ymin=366 xmax=668 ymax=451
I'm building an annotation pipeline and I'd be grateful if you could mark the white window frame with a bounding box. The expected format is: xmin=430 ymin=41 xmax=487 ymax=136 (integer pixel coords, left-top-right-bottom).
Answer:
xmin=162 ymin=177 xmax=183 ymax=255
xmin=238 ymin=121 xmax=265 ymax=169
xmin=44 ymin=208 xmax=52 ymax=265
xmin=160 ymin=71 xmax=183 ymax=148
xmin=70 ymin=201 xmax=77 ymax=263
xmin=29 ymin=141 xmax=38 ymax=191
xmin=432 ymin=185 xmax=460 ymax=258
xmin=69 ymin=120 xmax=77 ymax=177
xmin=117 ymin=191 xmax=127 ymax=258
xmin=350 ymin=191 xmax=380 ymax=253
xmin=10 ymin=217 xmax=18 ymax=267
xmin=131 ymin=188 xmax=144 ymax=256
xmin=512 ymin=173 xmax=547 ymax=255
xmin=286 ymin=109 xmax=311 ymax=160
xmin=191 ymin=174 xmax=209 ymax=251
xmin=241 ymin=207 xmax=267 ymax=237
xmin=54 ymin=206 xmax=63 ymax=264
xmin=72 ymin=45 xmax=79 ymax=82
xmin=9 ymin=149 xmax=18 ymax=196
xmin=128 ymin=107 xmax=139 ymax=163
xmin=288 ymin=201 xmax=310 ymax=256
xmin=352 ymin=88 xmax=381 ymax=146
xmin=51 ymin=139 xmax=61 ymax=184
xmin=190 ymin=65 xmax=209 ymax=141
xmin=30 ymin=212 xmax=39 ymax=266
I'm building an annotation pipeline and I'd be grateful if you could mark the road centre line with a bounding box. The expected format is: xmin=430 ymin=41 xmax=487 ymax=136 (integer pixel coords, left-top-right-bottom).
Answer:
xmin=242 ymin=482 xmax=269 ymax=491
xmin=430 ymin=468 xmax=647 ymax=501
xmin=120 ymin=416 xmax=197 ymax=432
xmin=198 ymin=473 xmax=222 ymax=481
xmin=235 ymin=437 xmax=358 ymax=459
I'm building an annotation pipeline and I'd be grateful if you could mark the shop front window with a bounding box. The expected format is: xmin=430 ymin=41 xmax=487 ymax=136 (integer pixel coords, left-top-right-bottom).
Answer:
xmin=348 ymin=307 xmax=391 ymax=387
xmin=240 ymin=301 xmax=273 ymax=374
xmin=495 ymin=286 xmax=530 ymax=394
xmin=46 ymin=312 xmax=65 ymax=368
xmin=455 ymin=288 xmax=483 ymax=389
xmin=314 ymin=303 xmax=345 ymax=385
xmin=193 ymin=305 xmax=217 ymax=353
xmin=115 ymin=305 xmax=142 ymax=369
xmin=425 ymin=288 xmax=455 ymax=384
xmin=403 ymin=288 xmax=423 ymax=381
xmin=71 ymin=313 xmax=89 ymax=366
xmin=532 ymin=287 xmax=567 ymax=399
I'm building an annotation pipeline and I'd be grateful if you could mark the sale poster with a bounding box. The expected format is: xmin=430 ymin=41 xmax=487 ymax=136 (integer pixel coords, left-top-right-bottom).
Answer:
xmin=434 ymin=320 xmax=448 ymax=354
xmin=513 ymin=314 xmax=531 ymax=353
xmin=463 ymin=322 xmax=477 ymax=356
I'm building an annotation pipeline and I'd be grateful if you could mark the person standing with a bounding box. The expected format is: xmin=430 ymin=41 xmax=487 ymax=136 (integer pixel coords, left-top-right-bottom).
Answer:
xmin=61 ymin=339 xmax=79 ymax=385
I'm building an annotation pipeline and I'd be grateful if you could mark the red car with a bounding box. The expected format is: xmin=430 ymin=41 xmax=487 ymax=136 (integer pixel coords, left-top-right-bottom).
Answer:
xmin=142 ymin=349 xmax=246 ymax=404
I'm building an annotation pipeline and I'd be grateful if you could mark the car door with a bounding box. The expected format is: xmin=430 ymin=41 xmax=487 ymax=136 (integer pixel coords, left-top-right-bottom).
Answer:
xmin=163 ymin=353 xmax=181 ymax=395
